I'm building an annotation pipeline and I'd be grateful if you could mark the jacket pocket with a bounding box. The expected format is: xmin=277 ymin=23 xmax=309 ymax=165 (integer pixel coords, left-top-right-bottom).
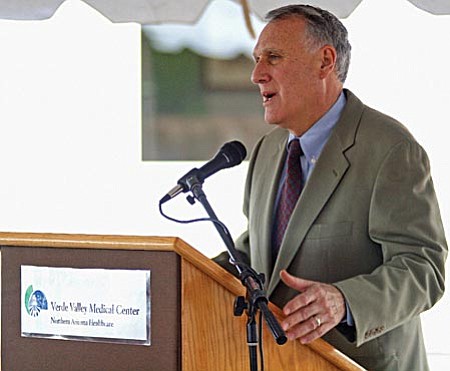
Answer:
xmin=306 ymin=221 xmax=353 ymax=240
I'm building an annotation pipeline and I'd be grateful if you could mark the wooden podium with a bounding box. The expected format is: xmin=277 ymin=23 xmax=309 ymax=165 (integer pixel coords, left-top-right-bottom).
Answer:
xmin=0 ymin=232 xmax=364 ymax=371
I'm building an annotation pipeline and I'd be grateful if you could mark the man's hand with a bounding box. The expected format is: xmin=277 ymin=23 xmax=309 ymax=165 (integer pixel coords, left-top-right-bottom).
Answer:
xmin=280 ymin=270 xmax=346 ymax=344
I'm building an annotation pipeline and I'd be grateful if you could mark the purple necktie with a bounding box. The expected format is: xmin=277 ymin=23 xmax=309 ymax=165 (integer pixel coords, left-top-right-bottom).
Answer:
xmin=273 ymin=139 xmax=303 ymax=259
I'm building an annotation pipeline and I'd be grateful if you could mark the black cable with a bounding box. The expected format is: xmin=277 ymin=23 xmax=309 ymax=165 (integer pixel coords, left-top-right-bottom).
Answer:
xmin=159 ymin=201 xmax=218 ymax=225
xmin=159 ymin=201 xmax=231 ymax=233
xmin=159 ymin=201 xmax=260 ymax=282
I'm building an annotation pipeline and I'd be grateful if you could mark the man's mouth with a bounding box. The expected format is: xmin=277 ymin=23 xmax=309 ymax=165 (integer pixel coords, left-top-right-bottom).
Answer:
xmin=263 ymin=92 xmax=276 ymax=103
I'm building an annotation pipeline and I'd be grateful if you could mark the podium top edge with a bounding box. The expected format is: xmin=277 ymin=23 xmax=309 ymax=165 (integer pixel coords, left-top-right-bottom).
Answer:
xmin=0 ymin=231 xmax=182 ymax=251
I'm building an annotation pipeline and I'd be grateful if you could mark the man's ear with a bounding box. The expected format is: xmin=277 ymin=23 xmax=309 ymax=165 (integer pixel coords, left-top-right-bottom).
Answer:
xmin=319 ymin=45 xmax=337 ymax=79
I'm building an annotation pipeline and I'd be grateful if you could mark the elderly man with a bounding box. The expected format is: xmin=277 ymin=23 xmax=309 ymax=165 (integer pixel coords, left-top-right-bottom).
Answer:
xmin=214 ymin=4 xmax=447 ymax=371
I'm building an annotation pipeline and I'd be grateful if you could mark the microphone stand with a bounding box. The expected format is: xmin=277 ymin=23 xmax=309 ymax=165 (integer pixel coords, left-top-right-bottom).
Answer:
xmin=185 ymin=175 xmax=287 ymax=371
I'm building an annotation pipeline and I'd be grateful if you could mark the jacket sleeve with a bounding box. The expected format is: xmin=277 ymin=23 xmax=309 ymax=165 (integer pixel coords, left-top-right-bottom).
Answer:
xmin=334 ymin=140 xmax=447 ymax=347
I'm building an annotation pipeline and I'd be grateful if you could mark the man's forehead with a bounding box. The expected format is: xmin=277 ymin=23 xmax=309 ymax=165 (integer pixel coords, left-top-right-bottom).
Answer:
xmin=252 ymin=19 xmax=306 ymax=56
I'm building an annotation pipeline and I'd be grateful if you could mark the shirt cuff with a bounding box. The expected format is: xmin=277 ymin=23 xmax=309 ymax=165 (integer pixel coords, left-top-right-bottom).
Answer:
xmin=342 ymin=301 xmax=355 ymax=326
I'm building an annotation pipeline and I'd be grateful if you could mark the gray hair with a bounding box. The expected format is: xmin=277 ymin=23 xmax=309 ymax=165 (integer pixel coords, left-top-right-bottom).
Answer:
xmin=265 ymin=5 xmax=351 ymax=83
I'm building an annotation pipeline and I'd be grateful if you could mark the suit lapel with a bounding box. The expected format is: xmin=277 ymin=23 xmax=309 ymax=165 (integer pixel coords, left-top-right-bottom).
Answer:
xmin=251 ymin=130 xmax=287 ymax=283
xmin=267 ymin=90 xmax=365 ymax=295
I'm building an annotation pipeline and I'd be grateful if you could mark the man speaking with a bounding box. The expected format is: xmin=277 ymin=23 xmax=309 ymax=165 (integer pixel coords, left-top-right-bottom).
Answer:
xmin=214 ymin=4 xmax=447 ymax=370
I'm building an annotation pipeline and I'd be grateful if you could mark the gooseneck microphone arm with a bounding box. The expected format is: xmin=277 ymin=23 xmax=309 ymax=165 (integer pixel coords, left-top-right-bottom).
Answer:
xmin=186 ymin=175 xmax=287 ymax=371
xmin=159 ymin=141 xmax=286 ymax=371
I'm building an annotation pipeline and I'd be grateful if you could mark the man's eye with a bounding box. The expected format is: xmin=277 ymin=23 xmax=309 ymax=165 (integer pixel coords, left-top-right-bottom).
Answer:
xmin=268 ymin=54 xmax=280 ymax=62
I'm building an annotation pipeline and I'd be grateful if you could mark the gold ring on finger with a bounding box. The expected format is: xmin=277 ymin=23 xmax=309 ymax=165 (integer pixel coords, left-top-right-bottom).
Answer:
xmin=314 ymin=315 xmax=322 ymax=328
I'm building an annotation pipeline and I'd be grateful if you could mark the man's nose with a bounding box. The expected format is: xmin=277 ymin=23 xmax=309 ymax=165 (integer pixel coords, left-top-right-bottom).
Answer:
xmin=251 ymin=62 xmax=270 ymax=85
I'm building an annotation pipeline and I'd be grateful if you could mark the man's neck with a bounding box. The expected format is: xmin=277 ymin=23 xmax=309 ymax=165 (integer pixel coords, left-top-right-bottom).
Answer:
xmin=289 ymin=86 xmax=343 ymax=137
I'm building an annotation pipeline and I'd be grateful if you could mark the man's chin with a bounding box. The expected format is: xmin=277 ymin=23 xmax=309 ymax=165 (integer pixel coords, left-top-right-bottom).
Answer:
xmin=264 ymin=116 xmax=285 ymax=129
xmin=264 ymin=114 xmax=280 ymax=126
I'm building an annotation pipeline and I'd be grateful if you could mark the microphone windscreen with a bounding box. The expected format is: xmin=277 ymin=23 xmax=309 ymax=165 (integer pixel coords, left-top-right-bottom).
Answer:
xmin=220 ymin=141 xmax=247 ymax=166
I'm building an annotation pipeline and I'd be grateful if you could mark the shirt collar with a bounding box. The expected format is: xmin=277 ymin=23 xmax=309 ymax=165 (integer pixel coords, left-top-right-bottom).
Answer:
xmin=288 ymin=91 xmax=346 ymax=165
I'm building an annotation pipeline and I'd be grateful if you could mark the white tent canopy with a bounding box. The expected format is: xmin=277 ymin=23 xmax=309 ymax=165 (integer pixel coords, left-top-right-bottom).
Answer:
xmin=143 ymin=0 xmax=265 ymax=59
xmin=1 ymin=0 xmax=450 ymax=23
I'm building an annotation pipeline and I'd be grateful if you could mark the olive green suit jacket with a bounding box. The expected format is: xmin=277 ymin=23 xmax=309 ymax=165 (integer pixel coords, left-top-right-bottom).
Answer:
xmin=216 ymin=90 xmax=447 ymax=370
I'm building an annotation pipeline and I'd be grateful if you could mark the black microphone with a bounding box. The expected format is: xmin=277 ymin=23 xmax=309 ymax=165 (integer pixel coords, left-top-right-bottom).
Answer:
xmin=160 ymin=141 xmax=247 ymax=204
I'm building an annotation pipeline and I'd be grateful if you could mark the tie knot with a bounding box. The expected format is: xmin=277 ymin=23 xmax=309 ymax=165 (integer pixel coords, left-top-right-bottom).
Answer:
xmin=288 ymin=139 xmax=302 ymax=160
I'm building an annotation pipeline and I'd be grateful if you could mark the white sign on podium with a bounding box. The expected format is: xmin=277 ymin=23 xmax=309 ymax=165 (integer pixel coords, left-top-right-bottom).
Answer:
xmin=21 ymin=265 xmax=151 ymax=345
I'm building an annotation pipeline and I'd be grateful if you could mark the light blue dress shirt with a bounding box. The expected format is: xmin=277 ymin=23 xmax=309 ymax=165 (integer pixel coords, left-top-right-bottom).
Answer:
xmin=290 ymin=91 xmax=346 ymax=183
xmin=274 ymin=91 xmax=346 ymax=204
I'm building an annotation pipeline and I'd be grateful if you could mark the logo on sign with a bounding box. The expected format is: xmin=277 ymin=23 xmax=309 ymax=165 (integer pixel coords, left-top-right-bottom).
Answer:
xmin=24 ymin=285 xmax=48 ymax=317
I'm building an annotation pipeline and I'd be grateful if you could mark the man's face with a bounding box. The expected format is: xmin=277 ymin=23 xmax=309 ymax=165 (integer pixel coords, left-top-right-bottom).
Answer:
xmin=251 ymin=17 xmax=324 ymax=135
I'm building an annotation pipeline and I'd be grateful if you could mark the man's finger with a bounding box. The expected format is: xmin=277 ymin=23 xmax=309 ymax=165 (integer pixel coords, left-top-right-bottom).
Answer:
xmin=280 ymin=269 xmax=315 ymax=291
